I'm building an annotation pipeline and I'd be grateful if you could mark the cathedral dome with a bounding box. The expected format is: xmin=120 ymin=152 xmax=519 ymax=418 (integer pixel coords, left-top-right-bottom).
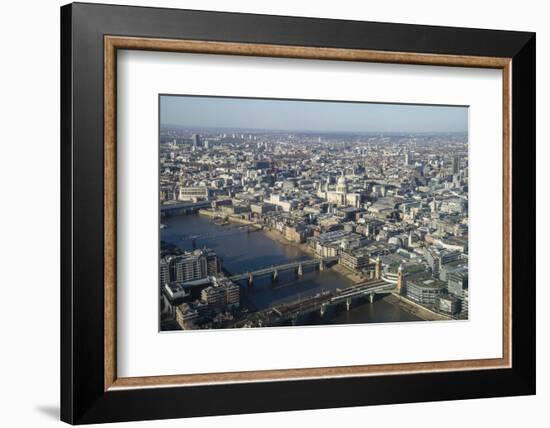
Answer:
xmin=336 ymin=175 xmax=348 ymax=193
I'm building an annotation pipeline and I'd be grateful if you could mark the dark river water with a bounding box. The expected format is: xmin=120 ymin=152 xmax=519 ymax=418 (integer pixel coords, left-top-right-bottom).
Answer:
xmin=161 ymin=214 xmax=421 ymax=325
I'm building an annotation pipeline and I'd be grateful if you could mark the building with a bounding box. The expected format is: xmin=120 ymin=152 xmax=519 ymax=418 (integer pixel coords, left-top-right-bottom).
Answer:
xmin=436 ymin=293 xmax=461 ymax=315
xmin=269 ymin=194 xmax=297 ymax=212
xmin=201 ymin=282 xmax=240 ymax=309
xmin=254 ymin=160 xmax=270 ymax=169
xmin=447 ymin=269 xmax=468 ymax=299
xmin=172 ymin=252 xmax=206 ymax=282
xmin=164 ymin=282 xmax=190 ymax=300
xmin=374 ymin=257 xmax=382 ymax=279
xmin=178 ymin=186 xmax=212 ymax=202
xmin=284 ymin=224 xmax=309 ymax=243
xmin=220 ymin=202 xmax=250 ymax=215
xmin=431 ymin=218 xmax=467 ymax=236
xmin=164 ymin=249 xmax=221 ymax=284
xmin=160 ymin=185 xmax=178 ymax=202
xmin=321 ymin=174 xmax=360 ymax=208
xmin=423 ymin=247 xmax=461 ymax=277
xmin=339 ymin=249 xmax=370 ymax=271
xmin=175 ymin=303 xmax=199 ymax=329
xmin=406 ymin=277 xmax=446 ymax=305
xmin=405 ymin=150 xmax=413 ymax=165
xmin=309 ymin=230 xmax=367 ymax=257
xmin=160 ymin=257 xmax=170 ymax=286
xmin=225 ymin=283 xmax=240 ymax=307
xmin=439 ymin=260 xmax=468 ymax=282
xmin=211 ymin=198 xmax=233 ymax=210
xmin=439 ymin=198 xmax=467 ymax=215
xmin=363 ymin=219 xmax=384 ymax=238
xmin=201 ymin=286 xmax=225 ymax=307
xmin=336 ymin=174 xmax=348 ymax=193
xmin=250 ymin=202 xmax=276 ymax=217
xmin=452 ymin=155 xmax=461 ymax=174
xmin=203 ymin=248 xmax=222 ymax=276
xmin=368 ymin=197 xmax=399 ymax=220
xmin=396 ymin=265 xmax=404 ymax=294
xmin=191 ymin=133 xmax=201 ymax=148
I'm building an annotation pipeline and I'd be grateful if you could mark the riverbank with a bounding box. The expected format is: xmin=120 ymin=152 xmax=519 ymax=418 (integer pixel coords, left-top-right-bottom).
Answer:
xmin=198 ymin=209 xmax=216 ymax=218
xmin=384 ymin=293 xmax=451 ymax=321
xmin=199 ymin=209 xmax=263 ymax=229
xmin=331 ymin=263 xmax=364 ymax=284
xmin=262 ymin=227 xmax=315 ymax=255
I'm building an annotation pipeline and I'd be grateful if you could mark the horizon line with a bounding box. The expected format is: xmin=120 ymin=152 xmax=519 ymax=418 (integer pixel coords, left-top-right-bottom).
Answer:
xmin=160 ymin=124 xmax=468 ymax=135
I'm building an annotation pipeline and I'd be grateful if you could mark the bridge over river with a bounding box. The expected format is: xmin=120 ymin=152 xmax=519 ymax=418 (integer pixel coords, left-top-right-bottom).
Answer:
xmin=229 ymin=256 xmax=339 ymax=285
xmin=274 ymin=279 xmax=396 ymax=319
xmin=230 ymin=279 xmax=397 ymax=327
xmin=160 ymin=201 xmax=212 ymax=217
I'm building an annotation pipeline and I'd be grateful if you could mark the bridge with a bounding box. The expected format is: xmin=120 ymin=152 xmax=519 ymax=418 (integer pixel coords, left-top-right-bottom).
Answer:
xmin=330 ymin=279 xmax=395 ymax=302
xmin=160 ymin=201 xmax=212 ymax=217
xmin=326 ymin=279 xmax=396 ymax=311
xmin=229 ymin=256 xmax=339 ymax=285
xmin=225 ymin=277 xmax=397 ymax=328
xmin=257 ymin=278 xmax=396 ymax=322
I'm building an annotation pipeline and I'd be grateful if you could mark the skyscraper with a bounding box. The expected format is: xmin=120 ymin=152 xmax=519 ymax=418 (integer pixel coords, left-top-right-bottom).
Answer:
xmin=405 ymin=150 xmax=413 ymax=166
xmin=452 ymin=155 xmax=460 ymax=174
xmin=192 ymin=134 xmax=201 ymax=148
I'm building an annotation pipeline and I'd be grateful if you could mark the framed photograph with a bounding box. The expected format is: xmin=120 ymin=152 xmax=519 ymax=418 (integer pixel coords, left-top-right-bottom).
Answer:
xmin=61 ymin=2 xmax=536 ymax=424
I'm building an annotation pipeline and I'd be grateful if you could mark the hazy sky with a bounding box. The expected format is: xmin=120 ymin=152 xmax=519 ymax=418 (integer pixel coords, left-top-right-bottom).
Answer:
xmin=160 ymin=95 xmax=468 ymax=133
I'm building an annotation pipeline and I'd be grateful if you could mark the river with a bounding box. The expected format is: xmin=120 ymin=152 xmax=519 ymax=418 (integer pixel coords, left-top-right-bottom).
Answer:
xmin=161 ymin=214 xmax=421 ymax=325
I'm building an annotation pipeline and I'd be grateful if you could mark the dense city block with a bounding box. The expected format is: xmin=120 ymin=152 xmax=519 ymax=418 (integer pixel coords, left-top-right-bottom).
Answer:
xmin=159 ymin=127 xmax=469 ymax=330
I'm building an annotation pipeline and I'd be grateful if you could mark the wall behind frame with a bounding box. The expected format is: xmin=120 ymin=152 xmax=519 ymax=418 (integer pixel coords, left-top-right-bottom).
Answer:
xmin=0 ymin=1 xmax=545 ymax=428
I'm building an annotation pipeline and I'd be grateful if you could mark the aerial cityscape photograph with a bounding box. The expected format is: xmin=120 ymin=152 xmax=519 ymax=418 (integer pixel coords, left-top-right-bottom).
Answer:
xmin=159 ymin=95 xmax=469 ymax=331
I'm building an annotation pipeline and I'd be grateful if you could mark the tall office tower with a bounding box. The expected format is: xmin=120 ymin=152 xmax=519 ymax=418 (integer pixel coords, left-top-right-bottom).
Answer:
xmin=405 ymin=150 xmax=413 ymax=166
xmin=192 ymin=134 xmax=201 ymax=148
xmin=452 ymin=155 xmax=461 ymax=174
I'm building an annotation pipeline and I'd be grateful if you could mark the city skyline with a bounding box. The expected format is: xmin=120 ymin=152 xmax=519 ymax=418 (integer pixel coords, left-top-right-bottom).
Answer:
xmin=161 ymin=95 xmax=469 ymax=134
xmin=159 ymin=96 xmax=469 ymax=331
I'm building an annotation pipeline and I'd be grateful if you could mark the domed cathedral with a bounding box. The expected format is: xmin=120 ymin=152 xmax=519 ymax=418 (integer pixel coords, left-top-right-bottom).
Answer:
xmin=336 ymin=173 xmax=348 ymax=194
xmin=321 ymin=171 xmax=361 ymax=208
